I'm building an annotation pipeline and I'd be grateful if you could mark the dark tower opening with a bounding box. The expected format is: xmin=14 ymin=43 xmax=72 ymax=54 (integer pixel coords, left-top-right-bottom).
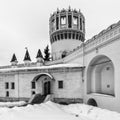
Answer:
xmin=56 ymin=17 xmax=59 ymax=30
xmin=68 ymin=15 xmax=72 ymax=28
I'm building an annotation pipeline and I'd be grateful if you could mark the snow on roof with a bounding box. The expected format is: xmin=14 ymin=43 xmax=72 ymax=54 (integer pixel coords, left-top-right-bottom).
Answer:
xmin=0 ymin=63 xmax=83 ymax=72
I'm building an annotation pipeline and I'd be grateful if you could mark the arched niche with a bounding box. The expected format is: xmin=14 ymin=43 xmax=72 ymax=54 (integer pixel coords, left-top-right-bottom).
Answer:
xmin=87 ymin=55 xmax=115 ymax=96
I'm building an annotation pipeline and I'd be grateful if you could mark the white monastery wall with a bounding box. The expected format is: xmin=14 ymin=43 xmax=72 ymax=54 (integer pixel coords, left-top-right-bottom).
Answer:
xmin=52 ymin=71 xmax=83 ymax=98
xmin=83 ymin=26 xmax=120 ymax=112
xmin=52 ymin=39 xmax=82 ymax=60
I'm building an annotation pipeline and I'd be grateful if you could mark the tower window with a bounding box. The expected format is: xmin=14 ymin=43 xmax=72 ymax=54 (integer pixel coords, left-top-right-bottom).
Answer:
xmin=31 ymin=91 xmax=36 ymax=95
xmin=5 ymin=82 xmax=9 ymax=89
xmin=57 ymin=34 xmax=60 ymax=40
xmin=56 ymin=17 xmax=59 ymax=30
xmin=6 ymin=91 xmax=9 ymax=97
xmin=68 ymin=15 xmax=72 ymax=28
xmin=76 ymin=34 xmax=79 ymax=39
xmin=61 ymin=34 xmax=63 ymax=39
xmin=58 ymin=81 xmax=63 ymax=89
xmin=72 ymin=33 xmax=75 ymax=39
xmin=55 ymin=35 xmax=57 ymax=41
xmin=11 ymin=82 xmax=15 ymax=89
xmin=73 ymin=16 xmax=78 ymax=25
xmin=68 ymin=33 xmax=71 ymax=39
xmin=31 ymin=82 xmax=36 ymax=89
xmin=80 ymin=18 xmax=82 ymax=30
xmin=61 ymin=16 xmax=66 ymax=25
xmin=65 ymin=32 xmax=67 ymax=39
xmin=79 ymin=34 xmax=81 ymax=40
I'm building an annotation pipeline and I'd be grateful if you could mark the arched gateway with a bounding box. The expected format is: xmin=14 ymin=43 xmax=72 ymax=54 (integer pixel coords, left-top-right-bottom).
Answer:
xmin=32 ymin=73 xmax=54 ymax=95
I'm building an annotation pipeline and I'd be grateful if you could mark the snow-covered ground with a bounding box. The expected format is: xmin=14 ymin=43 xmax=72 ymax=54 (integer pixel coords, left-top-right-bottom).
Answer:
xmin=0 ymin=101 xmax=26 ymax=107
xmin=0 ymin=101 xmax=120 ymax=120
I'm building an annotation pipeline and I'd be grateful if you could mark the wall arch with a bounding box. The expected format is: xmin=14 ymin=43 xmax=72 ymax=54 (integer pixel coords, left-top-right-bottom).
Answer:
xmin=87 ymin=98 xmax=97 ymax=107
xmin=87 ymin=55 xmax=115 ymax=96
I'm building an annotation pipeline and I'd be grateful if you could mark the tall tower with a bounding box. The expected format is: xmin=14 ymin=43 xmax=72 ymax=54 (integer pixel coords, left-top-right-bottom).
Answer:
xmin=49 ymin=7 xmax=85 ymax=60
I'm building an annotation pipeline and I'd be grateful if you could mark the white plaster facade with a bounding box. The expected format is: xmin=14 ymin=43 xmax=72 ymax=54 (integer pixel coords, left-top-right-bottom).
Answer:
xmin=0 ymin=8 xmax=120 ymax=112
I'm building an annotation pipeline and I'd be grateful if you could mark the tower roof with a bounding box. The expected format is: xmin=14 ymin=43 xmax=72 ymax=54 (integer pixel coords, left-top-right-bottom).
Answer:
xmin=23 ymin=48 xmax=31 ymax=61
xmin=10 ymin=53 xmax=17 ymax=62
xmin=36 ymin=49 xmax=43 ymax=58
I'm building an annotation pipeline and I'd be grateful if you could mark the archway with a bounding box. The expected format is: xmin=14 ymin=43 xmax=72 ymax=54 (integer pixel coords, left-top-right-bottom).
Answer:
xmin=87 ymin=55 xmax=115 ymax=96
xmin=87 ymin=98 xmax=97 ymax=107
xmin=32 ymin=73 xmax=54 ymax=95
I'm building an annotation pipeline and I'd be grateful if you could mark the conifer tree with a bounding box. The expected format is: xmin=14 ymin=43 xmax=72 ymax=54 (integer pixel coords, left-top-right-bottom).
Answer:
xmin=44 ymin=45 xmax=50 ymax=61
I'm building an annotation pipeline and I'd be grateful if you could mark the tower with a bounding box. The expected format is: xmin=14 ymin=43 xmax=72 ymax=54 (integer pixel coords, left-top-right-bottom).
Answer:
xmin=49 ymin=7 xmax=85 ymax=60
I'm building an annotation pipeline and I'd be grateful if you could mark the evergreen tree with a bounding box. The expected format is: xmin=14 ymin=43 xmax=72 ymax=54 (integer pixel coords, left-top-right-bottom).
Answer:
xmin=44 ymin=45 xmax=50 ymax=61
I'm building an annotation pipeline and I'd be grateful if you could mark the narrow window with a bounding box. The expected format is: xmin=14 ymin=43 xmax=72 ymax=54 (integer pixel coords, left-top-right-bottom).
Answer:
xmin=6 ymin=91 xmax=9 ymax=97
xmin=80 ymin=18 xmax=82 ymax=30
xmin=68 ymin=15 xmax=72 ymax=28
xmin=68 ymin=33 xmax=71 ymax=39
xmin=61 ymin=16 xmax=66 ymax=25
xmin=72 ymin=32 xmax=75 ymax=39
xmin=61 ymin=34 xmax=63 ymax=39
xmin=5 ymin=82 xmax=9 ymax=89
xmin=11 ymin=82 xmax=15 ymax=89
xmin=57 ymin=34 xmax=60 ymax=40
xmin=65 ymin=32 xmax=67 ymax=39
xmin=73 ymin=16 xmax=78 ymax=25
xmin=58 ymin=81 xmax=63 ymax=89
xmin=76 ymin=33 xmax=79 ymax=39
xmin=31 ymin=82 xmax=36 ymax=89
xmin=56 ymin=17 xmax=59 ymax=30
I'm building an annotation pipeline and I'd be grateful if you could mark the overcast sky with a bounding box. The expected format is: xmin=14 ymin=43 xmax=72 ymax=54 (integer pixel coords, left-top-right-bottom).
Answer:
xmin=0 ymin=0 xmax=120 ymax=65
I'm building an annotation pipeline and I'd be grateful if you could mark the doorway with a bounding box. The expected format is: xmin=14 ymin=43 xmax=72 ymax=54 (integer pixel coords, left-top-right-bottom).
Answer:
xmin=44 ymin=81 xmax=51 ymax=95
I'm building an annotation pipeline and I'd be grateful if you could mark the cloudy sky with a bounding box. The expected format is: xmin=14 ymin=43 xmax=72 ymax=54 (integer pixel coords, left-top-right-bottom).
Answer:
xmin=0 ymin=0 xmax=120 ymax=65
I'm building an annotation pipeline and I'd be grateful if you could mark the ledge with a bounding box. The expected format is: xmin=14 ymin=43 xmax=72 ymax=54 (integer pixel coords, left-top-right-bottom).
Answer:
xmin=87 ymin=93 xmax=115 ymax=98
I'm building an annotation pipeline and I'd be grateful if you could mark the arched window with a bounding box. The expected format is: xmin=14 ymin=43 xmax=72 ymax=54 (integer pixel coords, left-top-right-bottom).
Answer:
xmin=61 ymin=51 xmax=67 ymax=58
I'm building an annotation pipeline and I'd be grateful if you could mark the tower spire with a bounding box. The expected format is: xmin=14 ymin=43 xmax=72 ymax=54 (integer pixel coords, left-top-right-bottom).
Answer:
xmin=23 ymin=47 xmax=31 ymax=61
xmin=10 ymin=53 xmax=18 ymax=67
xmin=23 ymin=48 xmax=31 ymax=66
xmin=36 ymin=49 xmax=44 ymax=66
xmin=36 ymin=49 xmax=43 ymax=58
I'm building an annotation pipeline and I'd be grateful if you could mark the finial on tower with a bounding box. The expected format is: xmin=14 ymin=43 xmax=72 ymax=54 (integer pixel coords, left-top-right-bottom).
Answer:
xmin=68 ymin=6 xmax=71 ymax=11
xmin=23 ymin=47 xmax=31 ymax=66
xmin=10 ymin=53 xmax=18 ymax=67
xmin=36 ymin=49 xmax=44 ymax=66
xmin=57 ymin=8 xmax=59 ymax=13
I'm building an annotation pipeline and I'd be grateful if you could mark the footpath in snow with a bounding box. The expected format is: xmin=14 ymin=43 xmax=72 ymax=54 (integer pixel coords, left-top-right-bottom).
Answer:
xmin=0 ymin=101 xmax=120 ymax=120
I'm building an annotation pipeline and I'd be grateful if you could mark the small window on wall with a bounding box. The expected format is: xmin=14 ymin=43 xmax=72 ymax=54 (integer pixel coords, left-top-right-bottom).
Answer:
xmin=5 ymin=82 xmax=9 ymax=89
xmin=73 ymin=16 xmax=78 ymax=25
xmin=61 ymin=16 xmax=66 ymax=25
xmin=31 ymin=82 xmax=36 ymax=89
xmin=6 ymin=91 xmax=9 ymax=97
xmin=11 ymin=82 xmax=15 ymax=89
xmin=58 ymin=81 xmax=63 ymax=89
xmin=32 ymin=91 xmax=36 ymax=95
